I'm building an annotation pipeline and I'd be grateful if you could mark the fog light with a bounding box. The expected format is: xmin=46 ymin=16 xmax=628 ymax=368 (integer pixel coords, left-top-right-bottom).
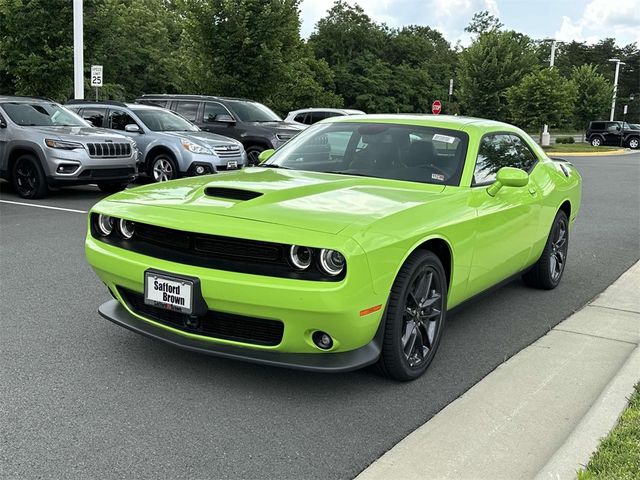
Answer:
xmin=56 ymin=163 xmax=78 ymax=174
xmin=195 ymin=165 xmax=205 ymax=175
xmin=312 ymin=331 xmax=333 ymax=350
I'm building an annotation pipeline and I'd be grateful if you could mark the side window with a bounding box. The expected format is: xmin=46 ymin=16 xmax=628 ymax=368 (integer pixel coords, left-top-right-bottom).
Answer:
xmin=108 ymin=110 xmax=137 ymax=131
xmin=203 ymin=102 xmax=231 ymax=122
xmin=143 ymin=99 xmax=167 ymax=108
xmin=175 ymin=101 xmax=200 ymax=122
xmin=294 ymin=113 xmax=307 ymax=124
xmin=590 ymin=122 xmax=605 ymax=130
xmin=606 ymin=122 xmax=621 ymax=133
xmin=81 ymin=108 xmax=106 ymax=128
xmin=309 ymin=111 xmax=330 ymax=124
xmin=474 ymin=134 xmax=538 ymax=185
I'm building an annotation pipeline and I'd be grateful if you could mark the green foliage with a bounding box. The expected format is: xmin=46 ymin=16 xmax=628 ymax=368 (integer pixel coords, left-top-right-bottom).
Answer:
xmin=464 ymin=10 xmax=503 ymax=36
xmin=457 ymin=30 xmax=538 ymax=121
xmin=554 ymin=136 xmax=575 ymax=144
xmin=571 ymin=64 xmax=612 ymax=130
xmin=506 ymin=68 xmax=576 ymax=131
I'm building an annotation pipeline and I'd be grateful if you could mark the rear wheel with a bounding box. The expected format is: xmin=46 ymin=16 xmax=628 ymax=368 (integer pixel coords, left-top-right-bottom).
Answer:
xmin=378 ymin=251 xmax=447 ymax=381
xmin=590 ymin=137 xmax=602 ymax=147
xmin=12 ymin=154 xmax=48 ymax=199
xmin=523 ymin=210 xmax=569 ymax=290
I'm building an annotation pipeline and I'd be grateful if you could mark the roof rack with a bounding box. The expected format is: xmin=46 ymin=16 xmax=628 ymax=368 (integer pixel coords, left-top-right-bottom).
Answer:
xmin=66 ymin=99 xmax=128 ymax=107
xmin=0 ymin=95 xmax=55 ymax=102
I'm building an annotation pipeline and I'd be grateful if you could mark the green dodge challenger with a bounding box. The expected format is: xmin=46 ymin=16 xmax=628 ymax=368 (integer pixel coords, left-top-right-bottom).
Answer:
xmin=86 ymin=115 xmax=581 ymax=381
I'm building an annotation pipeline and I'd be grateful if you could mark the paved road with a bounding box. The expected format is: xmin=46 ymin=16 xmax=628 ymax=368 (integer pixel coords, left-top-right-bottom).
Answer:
xmin=1 ymin=153 xmax=639 ymax=479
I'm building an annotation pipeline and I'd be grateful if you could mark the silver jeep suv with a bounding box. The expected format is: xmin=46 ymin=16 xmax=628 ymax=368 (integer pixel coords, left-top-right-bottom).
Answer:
xmin=0 ymin=96 xmax=137 ymax=199
xmin=67 ymin=101 xmax=246 ymax=182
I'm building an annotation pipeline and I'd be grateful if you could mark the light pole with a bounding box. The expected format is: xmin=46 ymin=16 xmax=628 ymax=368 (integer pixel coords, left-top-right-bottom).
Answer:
xmin=73 ymin=0 xmax=84 ymax=99
xmin=608 ymin=58 xmax=625 ymax=121
xmin=541 ymin=39 xmax=557 ymax=146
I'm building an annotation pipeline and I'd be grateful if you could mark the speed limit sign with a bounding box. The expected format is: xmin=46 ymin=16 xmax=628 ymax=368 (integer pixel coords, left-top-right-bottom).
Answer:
xmin=90 ymin=65 xmax=103 ymax=87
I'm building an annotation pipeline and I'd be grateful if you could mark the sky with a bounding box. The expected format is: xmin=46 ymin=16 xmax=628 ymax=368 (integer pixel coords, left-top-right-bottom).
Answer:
xmin=299 ymin=0 xmax=640 ymax=46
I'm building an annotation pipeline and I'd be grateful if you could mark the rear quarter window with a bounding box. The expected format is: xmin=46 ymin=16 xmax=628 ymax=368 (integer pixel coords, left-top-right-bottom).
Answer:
xmin=590 ymin=122 xmax=605 ymax=130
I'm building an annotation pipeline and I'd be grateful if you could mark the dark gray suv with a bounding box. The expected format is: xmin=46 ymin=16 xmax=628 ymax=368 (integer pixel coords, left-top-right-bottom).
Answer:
xmin=136 ymin=94 xmax=306 ymax=164
xmin=0 ymin=96 xmax=137 ymax=198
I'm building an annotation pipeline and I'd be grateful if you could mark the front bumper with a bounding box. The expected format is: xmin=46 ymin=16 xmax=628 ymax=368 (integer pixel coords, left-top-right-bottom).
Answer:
xmin=99 ymin=299 xmax=382 ymax=372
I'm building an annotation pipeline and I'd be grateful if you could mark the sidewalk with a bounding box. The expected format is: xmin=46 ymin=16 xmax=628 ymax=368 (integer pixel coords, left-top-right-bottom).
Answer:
xmin=356 ymin=262 xmax=640 ymax=480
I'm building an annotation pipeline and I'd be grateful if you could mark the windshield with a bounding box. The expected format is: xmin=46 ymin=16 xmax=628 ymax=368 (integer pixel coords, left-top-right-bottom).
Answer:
xmin=132 ymin=108 xmax=198 ymax=132
xmin=226 ymin=100 xmax=281 ymax=122
xmin=263 ymin=122 xmax=469 ymax=186
xmin=1 ymin=102 xmax=89 ymax=127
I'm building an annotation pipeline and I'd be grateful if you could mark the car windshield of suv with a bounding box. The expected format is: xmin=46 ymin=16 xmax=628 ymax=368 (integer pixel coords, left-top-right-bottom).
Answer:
xmin=263 ymin=122 xmax=469 ymax=186
xmin=1 ymin=102 xmax=88 ymax=127
xmin=225 ymin=100 xmax=282 ymax=122
xmin=132 ymin=109 xmax=198 ymax=132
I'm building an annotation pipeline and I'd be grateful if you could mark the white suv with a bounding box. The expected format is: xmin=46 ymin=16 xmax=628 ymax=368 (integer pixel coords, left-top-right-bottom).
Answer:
xmin=284 ymin=108 xmax=365 ymax=126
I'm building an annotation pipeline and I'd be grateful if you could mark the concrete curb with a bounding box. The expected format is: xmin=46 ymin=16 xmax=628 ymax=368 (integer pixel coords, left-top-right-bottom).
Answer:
xmin=535 ymin=345 xmax=640 ymax=479
xmin=543 ymin=148 xmax=628 ymax=156
xmin=356 ymin=261 xmax=640 ymax=480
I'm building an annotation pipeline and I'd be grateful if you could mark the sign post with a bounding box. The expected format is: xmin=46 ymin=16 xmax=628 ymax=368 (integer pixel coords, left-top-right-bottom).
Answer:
xmin=90 ymin=65 xmax=103 ymax=101
xmin=432 ymin=100 xmax=442 ymax=115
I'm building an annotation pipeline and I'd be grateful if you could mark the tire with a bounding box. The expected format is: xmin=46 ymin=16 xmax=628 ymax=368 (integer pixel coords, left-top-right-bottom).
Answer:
xmin=522 ymin=210 xmax=569 ymax=290
xmin=11 ymin=154 xmax=48 ymax=199
xmin=627 ymin=137 xmax=639 ymax=149
xmin=377 ymin=251 xmax=447 ymax=381
xmin=245 ymin=145 xmax=266 ymax=166
xmin=97 ymin=181 xmax=129 ymax=193
xmin=590 ymin=137 xmax=602 ymax=147
xmin=148 ymin=154 xmax=178 ymax=182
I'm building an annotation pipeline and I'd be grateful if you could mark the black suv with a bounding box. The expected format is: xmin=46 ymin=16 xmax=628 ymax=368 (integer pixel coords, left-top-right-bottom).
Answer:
xmin=136 ymin=94 xmax=306 ymax=164
xmin=586 ymin=121 xmax=640 ymax=149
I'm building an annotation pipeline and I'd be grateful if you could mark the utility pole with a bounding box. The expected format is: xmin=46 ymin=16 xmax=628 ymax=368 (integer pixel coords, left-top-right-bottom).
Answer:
xmin=608 ymin=58 xmax=625 ymax=121
xmin=73 ymin=0 xmax=84 ymax=99
xmin=541 ymin=39 xmax=557 ymax=146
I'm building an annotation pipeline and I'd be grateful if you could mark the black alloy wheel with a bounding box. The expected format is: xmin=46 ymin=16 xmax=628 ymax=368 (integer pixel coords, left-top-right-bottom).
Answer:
xmin=12 ymin=154 xmax=48 ymax=199
xmin=523 ymin=210 xmax=569 ymax=290
xmin=378 ymin=251 xmax=447 ymax=381
xmin=245 ymin=146 xmax=265 ymax=166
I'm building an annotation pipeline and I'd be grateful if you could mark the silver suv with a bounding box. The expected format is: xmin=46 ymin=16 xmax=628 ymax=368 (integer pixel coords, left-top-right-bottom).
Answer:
xmin=0 ymin=96 xmax=137 ymax=198
xmin=67 ymin=101 xmax=246 ymax=182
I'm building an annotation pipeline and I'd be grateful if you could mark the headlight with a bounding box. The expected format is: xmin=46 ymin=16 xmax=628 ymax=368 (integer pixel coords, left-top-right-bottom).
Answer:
xmin=181 ymin=140 xmax=212 ymax=155
xmin=96 ymin=214 xmax=114 ymax=236
xmin=319 ymin=249 xmax=345 ymax=276
xmin=118 ymin=219 xmax=135 ymax=239
xmin=45 ymin=139 xmax=83 ymax=150
xmin=289 ymin=245 xmax=313 ymax=270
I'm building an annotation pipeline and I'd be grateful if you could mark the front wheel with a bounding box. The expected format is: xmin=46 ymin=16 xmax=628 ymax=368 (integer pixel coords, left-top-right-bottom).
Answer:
xmin=627 ymin=137 xmax=639 ymax=149
xmin=149 ymin=154 xmax=178 ymax=182
xmin=377 ymin=251 xmax=447 ymax=381
xmin=245 ymin=146 xmax=265 ymax=166
xmin=522 ymin=210 xmax=569 ymax=290
xmin=12 ymin=154 xmax=48 ymax=199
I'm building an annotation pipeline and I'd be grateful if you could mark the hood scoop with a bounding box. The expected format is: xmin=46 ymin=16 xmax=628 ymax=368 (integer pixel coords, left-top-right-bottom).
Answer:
xmin=204 ymin=186 xmax=263 ymax=201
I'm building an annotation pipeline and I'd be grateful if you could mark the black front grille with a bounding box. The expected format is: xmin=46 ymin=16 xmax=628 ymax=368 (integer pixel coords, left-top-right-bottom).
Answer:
xmin=119 ymin=288 xmax=284 ymax=346
xmin=87 ymin=142 xmax=132 ymax=158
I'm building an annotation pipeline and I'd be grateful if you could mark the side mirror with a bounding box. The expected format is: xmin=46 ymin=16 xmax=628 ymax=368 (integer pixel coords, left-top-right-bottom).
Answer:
xmin=258 ymin=149 xmax=275 ymax=164
xmin=487 ymin=167 xmax=529 ymax=197
xmin=125 ymin=124 xmax=141 ymax=133
xmin=216 ymin=114 xmax=236 ymax=124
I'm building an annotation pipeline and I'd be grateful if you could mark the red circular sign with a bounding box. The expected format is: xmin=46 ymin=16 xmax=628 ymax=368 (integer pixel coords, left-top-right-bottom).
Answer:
xmin=432 ymin=100 xmax=442 ymax=115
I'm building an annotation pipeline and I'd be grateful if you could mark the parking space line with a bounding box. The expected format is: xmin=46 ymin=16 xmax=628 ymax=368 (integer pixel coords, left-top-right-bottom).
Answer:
xmin=0 ymin=199 xmax=88 ymax=214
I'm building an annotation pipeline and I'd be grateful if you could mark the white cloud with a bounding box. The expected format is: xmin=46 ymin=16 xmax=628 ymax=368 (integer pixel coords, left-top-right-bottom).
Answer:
xmin=555 ymin=0 xmax=640 ymax=44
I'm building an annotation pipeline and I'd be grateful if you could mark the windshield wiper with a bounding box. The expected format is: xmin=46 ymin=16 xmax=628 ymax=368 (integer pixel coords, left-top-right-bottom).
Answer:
xmin=258 ymin=164 xmax=291 ymax=169
xmin=325 ymin=170 xmax=375 ymax=178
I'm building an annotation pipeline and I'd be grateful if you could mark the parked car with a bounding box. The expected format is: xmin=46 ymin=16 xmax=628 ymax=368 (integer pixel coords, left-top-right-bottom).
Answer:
xmin=86 ymin=114 xmax=581 ymax=381
xmin=284 ymin=108 xmax=366 ymax=126
xmin=67 ymin=101 xmax=246 ymax=182
xmin=135 ymin=94 xmax=306 ymax=165
xmin=0 ymin=96 xmax=137 ymax=198
xmin=586 ymin=120 xmax=640 ymax=149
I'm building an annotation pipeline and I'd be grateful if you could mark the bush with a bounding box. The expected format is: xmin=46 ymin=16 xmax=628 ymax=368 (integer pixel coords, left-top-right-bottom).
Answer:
xmin=555 ymin=136 xmax=575 ymax=144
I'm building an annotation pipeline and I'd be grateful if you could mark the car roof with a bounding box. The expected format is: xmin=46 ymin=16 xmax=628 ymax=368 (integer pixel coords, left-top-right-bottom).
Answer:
xmin=67 ymin=102 xmax=165 ymax=112
xmin=327 ymin=114 xmax=517 ymax=133
xmin=0 ymin=95 xmax=55 ymax=103
xmin=138 ymin=94 xmax=255 ymax=103
xmin=289 ymin=108 xmax=365 ymax=115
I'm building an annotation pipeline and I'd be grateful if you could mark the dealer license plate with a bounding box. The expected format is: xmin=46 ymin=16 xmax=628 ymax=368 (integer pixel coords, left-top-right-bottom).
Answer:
xmin=144 ymin=272 xmax=193 ymax=314
xmin=226 ymin=160 xmax=238 ymax=169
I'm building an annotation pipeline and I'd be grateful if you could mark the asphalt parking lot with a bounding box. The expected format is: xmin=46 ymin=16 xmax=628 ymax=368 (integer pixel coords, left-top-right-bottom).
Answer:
xmin=1 ymin=153 xmax=639 ymax=479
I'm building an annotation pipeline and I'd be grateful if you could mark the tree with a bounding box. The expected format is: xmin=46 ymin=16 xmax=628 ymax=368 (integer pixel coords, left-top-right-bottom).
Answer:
xmin=506 ymin=68 xmax=576 ymax=133
xmin=457 ymin=31 xmax=538 ymax=121
xmin=571 ymin=64 xmax=612 ymax=130
xmin=464 ymin=10 xmax=503 ymax=36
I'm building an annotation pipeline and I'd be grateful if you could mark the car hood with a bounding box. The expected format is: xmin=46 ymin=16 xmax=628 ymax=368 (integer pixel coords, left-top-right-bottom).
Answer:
xmin=30 ymin=126 xmax=131 ymax=142
xmin=160 ymin=131 xmax=241 ymax=148
xmin=106 ymin=168 xmax=445 ymax=235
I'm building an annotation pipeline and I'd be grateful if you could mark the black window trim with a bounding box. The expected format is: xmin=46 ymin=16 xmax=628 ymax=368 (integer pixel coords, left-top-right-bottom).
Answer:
xmin=174 ymin=100 xmax=203 ymax=123
xmin=202 ymin=101 xmax=235 ymax=123
xmin=471 ymin=131 xmax=540 ymax=188
xmin=78 ymin=106 xmax=107 ymax=128
xmin=106 ymin=108 xmax=141 ymax=131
